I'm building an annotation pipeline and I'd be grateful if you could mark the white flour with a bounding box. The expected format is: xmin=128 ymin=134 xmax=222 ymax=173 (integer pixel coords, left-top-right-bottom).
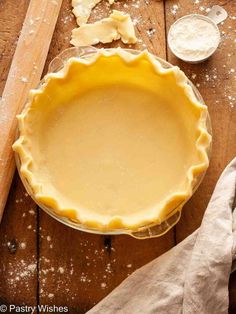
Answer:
xmin=168 ymin=16 xmax=220 ymax=61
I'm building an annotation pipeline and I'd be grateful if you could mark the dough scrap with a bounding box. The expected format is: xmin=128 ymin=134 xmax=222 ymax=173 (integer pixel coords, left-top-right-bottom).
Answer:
xmin=71 ymin=10 xmax=137 ymax=46
xmin=72 ymin=0 xmax=115 ymax=26
xmin=72 ymin=0 xmax=102 ymax=26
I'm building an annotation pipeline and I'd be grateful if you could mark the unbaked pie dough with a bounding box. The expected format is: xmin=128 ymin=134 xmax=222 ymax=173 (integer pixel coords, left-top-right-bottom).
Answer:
xmin=72 ymin=0 xmax=114 ymax=26
xmin=13 ymin=49 xmax=211 ymax=231
xmin=71 ymin=10 xmax=137 ymax=46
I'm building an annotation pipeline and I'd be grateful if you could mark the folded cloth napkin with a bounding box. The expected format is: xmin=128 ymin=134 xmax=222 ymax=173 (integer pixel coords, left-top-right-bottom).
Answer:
xmin=87 ymin=158 xmax=236 ymax=314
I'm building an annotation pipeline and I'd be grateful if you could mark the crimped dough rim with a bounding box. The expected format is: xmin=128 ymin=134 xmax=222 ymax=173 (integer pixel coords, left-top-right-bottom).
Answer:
xmin=13 ymin=48 xmax=211 ymax=231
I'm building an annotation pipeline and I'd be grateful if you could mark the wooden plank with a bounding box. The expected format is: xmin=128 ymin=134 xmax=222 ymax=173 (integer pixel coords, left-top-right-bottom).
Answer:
xmin=0 ymin=0 xmax=30 ymax=94
xmin=38 ymin=0 xmax=175 ymax=312
xmin=165 ymin=0 xmax=236 ymax=241
xmin=229 ymin=271 xmax=236 ymax=313
xmin=0 ymin=174 xmax=38 ymax=306
xmin=0 ymin=0 xmax=38 ymax=307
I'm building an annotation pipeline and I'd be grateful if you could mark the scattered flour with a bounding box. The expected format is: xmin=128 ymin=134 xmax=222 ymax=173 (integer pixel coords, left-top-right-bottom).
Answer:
xmin=101 ymin=282 xmax=107 ymax=289
xmin=20 ymin=76 xmax=28 ymax=83
xmin=19 ymin=242 xmax=26 ymax=249
xmin=171 ymin=4 xmax=179 ymax=15
xmin=58 ymin=267 xmax=65 ymax=274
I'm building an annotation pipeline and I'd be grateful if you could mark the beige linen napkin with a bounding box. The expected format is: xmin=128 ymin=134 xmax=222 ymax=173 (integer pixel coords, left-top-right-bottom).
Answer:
xmin=88 ymin=158 xmax=236 ymax=314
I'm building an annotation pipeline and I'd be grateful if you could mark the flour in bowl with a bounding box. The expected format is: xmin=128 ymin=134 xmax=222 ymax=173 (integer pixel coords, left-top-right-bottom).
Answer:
xmin=168 ymin=15 xmax=220 ymax=62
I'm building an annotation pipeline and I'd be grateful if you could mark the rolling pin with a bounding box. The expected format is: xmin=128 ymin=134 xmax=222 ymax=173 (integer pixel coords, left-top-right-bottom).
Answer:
xmin=0 ymin=0 xmax=63 ymax=222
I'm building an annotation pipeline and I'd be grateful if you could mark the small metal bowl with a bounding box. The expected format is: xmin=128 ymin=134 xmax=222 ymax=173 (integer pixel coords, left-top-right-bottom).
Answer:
xmin=15 ymin=46 xmax=212 ymax=239
xmin=168 ymin=14 xmax=221 ymax=64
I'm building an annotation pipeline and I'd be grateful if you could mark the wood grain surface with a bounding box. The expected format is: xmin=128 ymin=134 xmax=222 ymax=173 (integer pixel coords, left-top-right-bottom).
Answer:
xmin=0 ymin=0 xmax=236 ymax=313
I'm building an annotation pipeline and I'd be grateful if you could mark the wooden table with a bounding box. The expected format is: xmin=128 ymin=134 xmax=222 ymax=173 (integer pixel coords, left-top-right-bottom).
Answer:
xmin=0 ymin=0 xmax=235 ymax=312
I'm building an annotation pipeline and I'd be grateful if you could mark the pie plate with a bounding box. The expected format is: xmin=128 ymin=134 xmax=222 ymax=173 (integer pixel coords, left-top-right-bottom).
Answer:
xmin=13 ymin=47 xmax=212 ymax=239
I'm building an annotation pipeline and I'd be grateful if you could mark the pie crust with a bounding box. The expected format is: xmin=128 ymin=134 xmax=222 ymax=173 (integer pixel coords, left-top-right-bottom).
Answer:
xmin=13 ymin=49 xmax=211 ymax=231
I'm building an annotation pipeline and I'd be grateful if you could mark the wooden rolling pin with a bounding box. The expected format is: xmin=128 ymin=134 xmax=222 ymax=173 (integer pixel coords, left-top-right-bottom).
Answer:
xmin=0 ymin=0 xmax=63 ymax=222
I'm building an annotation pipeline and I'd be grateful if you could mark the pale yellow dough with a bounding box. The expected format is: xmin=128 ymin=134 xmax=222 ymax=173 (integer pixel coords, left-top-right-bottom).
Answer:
xmin=13 ymin=49 xmax=211 ymax=231
xmin=71 ymin=10 xmax=137 ymax=46
xmin=72 ymin=0 xmax=102 ymax=26
xmin=72 ymin=0 xmax=115 ymax=26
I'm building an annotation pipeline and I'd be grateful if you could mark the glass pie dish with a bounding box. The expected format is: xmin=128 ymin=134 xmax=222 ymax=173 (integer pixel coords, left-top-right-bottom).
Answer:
xmin=14 ymin=47 xmax=212 ymax=239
